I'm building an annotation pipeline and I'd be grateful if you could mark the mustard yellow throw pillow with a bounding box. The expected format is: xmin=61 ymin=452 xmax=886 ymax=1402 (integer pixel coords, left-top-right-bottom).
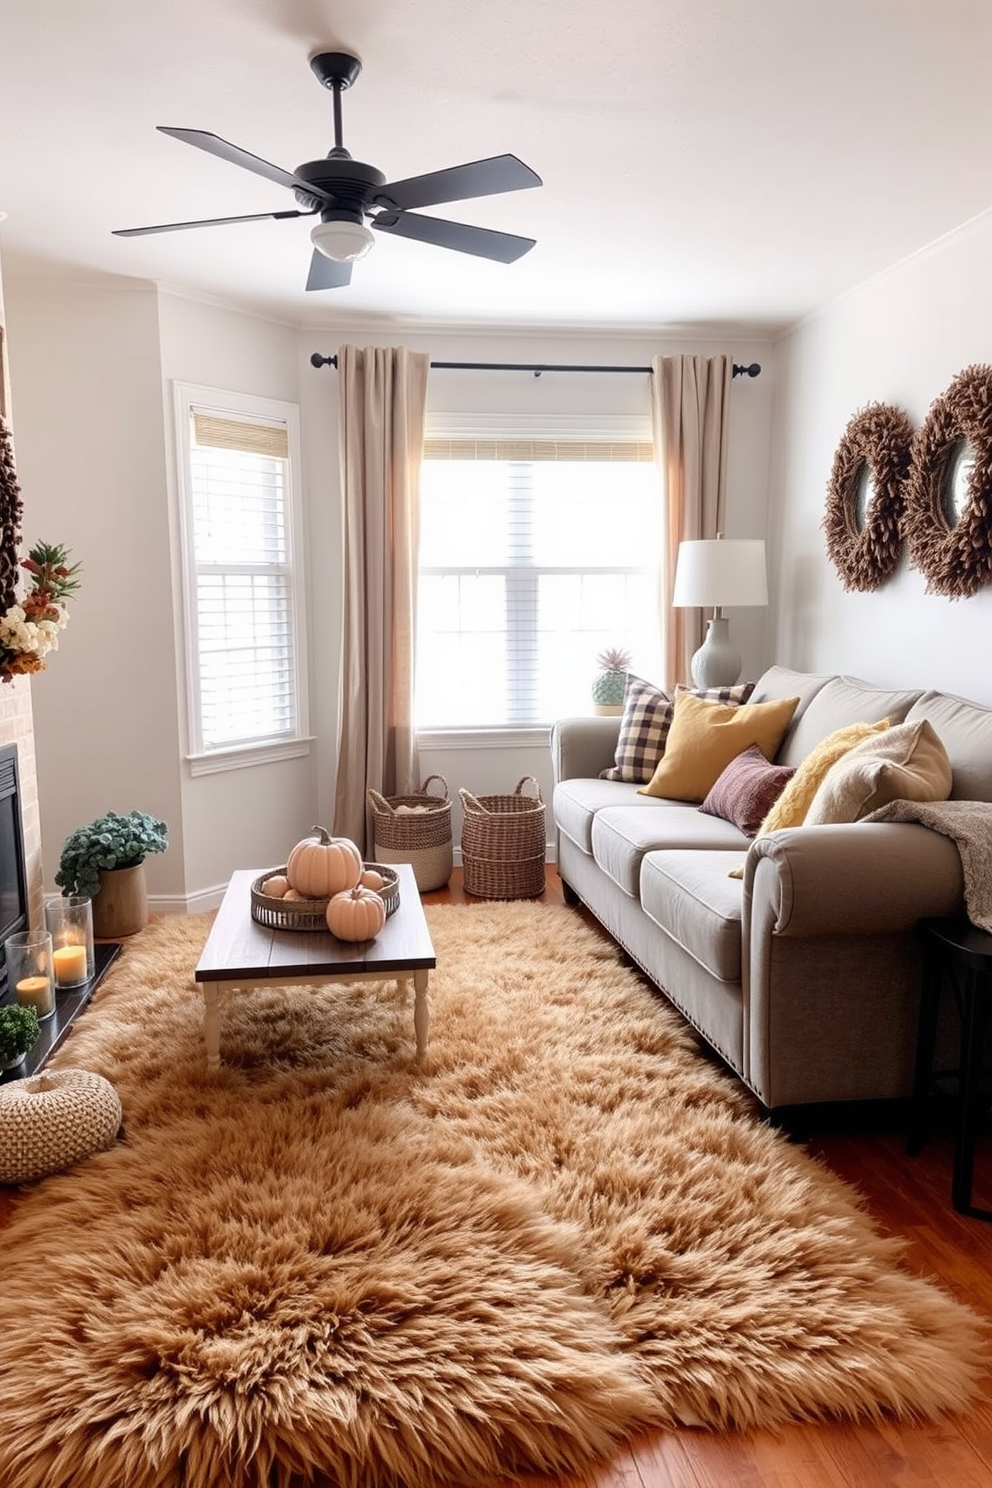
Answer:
xmin=804 ymin=718 xmax=952 ymax=824
xmin=755 ymin=717 xmax=892 ymax=836
xmin=638 ymin=691 xmax=800 ymax=803
xmin=727 ymin=716 xmax=893 ymax=879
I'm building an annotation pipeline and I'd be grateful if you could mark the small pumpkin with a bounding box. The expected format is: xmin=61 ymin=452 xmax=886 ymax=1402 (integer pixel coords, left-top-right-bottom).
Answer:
xmin=326 ymin=885 xmax=387 ymax=942
xmin=262 ymin=874 xmax=291 ymax=898
xmin=360 ymin=868 xmax=385 ymax=890
xmin=287 ymin=826 xmax=363 ymax=899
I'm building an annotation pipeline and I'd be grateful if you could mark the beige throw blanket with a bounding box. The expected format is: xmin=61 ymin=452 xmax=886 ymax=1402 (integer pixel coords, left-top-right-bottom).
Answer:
xmin=862 ymin=798 xmax=992 ymax=932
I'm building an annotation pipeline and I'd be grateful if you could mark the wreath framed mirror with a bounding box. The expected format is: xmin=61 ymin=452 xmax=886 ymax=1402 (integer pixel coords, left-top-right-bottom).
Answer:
xmin=904 ymin=364 xmax=992 ymax=598
xmin=822 ymin=401 xmax=914 ymax=591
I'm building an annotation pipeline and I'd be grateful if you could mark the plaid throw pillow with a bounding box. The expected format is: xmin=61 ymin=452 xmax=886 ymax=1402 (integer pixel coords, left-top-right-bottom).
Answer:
xmin=601 ymin=675 xmax=756 ymax=784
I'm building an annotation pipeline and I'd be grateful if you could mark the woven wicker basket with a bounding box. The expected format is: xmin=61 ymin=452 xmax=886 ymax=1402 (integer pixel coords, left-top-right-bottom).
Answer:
xmin=367 ymin=775 xmax=453 ymax=892
xmin=250 ymin=863 xmax=400 ymax=932
xmin=459 ymin=776 xmax=546 ymax=900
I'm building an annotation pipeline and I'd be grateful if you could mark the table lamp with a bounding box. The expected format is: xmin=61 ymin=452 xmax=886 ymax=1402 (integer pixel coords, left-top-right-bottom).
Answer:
xmin=672 ymin=538 xmax=768 ymax=687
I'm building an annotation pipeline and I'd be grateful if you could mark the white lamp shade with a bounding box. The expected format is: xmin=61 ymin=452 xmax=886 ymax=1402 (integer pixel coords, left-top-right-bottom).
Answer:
xmin=672 ymin=539 xmax=768 ymax=609
xmin=310 ymin=218 xmax=375 ymax=263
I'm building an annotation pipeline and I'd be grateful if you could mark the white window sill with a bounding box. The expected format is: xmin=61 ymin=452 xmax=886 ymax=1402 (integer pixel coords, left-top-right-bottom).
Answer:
xmin=187 ymin=737 xmax=314 ymax=776
xmin=417 ymin=728 xmax=552 ymax=750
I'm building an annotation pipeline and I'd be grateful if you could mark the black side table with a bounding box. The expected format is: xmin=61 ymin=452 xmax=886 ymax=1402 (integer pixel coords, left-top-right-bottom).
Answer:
xmin=910 ymin=917 xmax=992 ymax=1220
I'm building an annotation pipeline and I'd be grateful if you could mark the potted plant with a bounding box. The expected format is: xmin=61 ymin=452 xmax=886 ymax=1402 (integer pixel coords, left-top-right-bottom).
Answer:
xmin=591 ymin=646 xmax=632 ymax=715
xmin=0 ymin=1001 xmax=40 ymax=1070
xmin=55 ymin=810 xmax=169 ymax=938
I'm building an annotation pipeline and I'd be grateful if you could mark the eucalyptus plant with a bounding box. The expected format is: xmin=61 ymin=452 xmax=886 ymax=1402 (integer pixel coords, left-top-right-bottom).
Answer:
xmin=55 ymin=810 xmax=169 ymax=899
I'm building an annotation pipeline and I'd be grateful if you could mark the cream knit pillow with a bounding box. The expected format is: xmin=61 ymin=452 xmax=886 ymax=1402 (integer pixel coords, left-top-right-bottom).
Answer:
xmin=804 ymin=718 xmax=952 ymax=824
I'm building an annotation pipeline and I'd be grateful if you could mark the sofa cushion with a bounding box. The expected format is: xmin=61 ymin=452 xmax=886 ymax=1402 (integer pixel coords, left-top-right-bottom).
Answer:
xmin=600 ymin=674 xmax=755 ymax=784
xmin=640 ymin=850 xmax=745 ymax=983
xmin=698 ymin=745 xmax=796 ymax=837
xmin=905 ymin=691 xmax=992 ymax=802
xmin=638 ymin=691 xmax=800 ymax=803
xmin=777 ymin=675 xmax=922 ymax=768
xmin=591 ymin=805 xmax=747 ymax=896
xmin=553 ymin=777 xmax=646 ymax=855
xmin=748 ymin=665 xmax=833 ymax=761
xmin=804 ymin=718 xmax=952 ymax=824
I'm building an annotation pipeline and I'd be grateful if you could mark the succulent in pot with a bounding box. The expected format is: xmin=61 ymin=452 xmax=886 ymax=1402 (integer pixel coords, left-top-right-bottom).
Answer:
xmin=0 ymin=1001 xmax=41 ymax=1069
xmin=55 ymin=810 xmax=169 ymax=900
xmin=591 ymin=646 xmax=632 ymax=715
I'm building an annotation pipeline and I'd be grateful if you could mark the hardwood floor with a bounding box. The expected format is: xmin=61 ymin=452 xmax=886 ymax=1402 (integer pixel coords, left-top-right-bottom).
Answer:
xmin=3 ymin=869 xmax=991 ymax=1487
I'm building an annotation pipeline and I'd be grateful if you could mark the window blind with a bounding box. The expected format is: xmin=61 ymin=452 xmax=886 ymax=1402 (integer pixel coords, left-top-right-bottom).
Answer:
xmin=417 ymin=440 xmax=661 ymax=729
xmin=188 ymin=415 xmax=296 ymax=751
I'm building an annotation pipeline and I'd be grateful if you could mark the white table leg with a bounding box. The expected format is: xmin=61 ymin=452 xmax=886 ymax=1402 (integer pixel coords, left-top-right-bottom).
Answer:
xmin=413 ymin=970 xmax=429 ymax=1062
xmin=202 ymin=981 xmax=221 ymax=1071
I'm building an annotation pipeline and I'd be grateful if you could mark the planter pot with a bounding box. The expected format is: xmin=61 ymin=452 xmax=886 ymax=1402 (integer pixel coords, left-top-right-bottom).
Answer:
xmin=92 ymin=863 xmax=148 ymax=939
xmin=0 ymin=1050 xmax=26 ymax=1072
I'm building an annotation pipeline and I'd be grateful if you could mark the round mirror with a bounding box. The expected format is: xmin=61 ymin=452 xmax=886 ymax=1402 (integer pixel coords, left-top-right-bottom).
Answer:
xmin=853 ymin=462 xmax=875 ymax=532
xmin=943 ymin=439 xmax=974 ymax=527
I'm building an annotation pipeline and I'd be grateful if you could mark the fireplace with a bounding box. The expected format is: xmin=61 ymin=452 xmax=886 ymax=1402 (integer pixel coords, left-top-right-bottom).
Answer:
xmin=0 ymin=744 xmax=120 ymax=1080
xmin=0 ymin=742 xmax=28 ymax=1001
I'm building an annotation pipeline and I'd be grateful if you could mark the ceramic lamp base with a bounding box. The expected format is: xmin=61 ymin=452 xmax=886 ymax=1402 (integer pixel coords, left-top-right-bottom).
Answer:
xmin=690 ymin=616 xmax=742 ymax=689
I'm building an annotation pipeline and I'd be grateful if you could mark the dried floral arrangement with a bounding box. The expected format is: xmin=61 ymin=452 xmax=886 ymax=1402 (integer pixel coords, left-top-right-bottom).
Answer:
xmin=0 ymin=414 xmax=81 ymax=681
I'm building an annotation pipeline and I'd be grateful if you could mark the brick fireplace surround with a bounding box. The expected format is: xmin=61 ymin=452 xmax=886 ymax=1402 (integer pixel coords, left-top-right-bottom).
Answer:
xmin=0 ymin=680 xmax=44 ymax=932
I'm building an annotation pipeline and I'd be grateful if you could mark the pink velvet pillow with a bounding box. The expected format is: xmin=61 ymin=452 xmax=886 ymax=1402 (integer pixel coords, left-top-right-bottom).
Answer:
xmin=698 ymin=744 xmax=796 ymax=838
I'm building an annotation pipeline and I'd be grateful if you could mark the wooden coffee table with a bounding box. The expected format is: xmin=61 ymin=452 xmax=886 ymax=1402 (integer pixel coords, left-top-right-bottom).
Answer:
xmin=194 ymin=864 xmax=436 ymax=1071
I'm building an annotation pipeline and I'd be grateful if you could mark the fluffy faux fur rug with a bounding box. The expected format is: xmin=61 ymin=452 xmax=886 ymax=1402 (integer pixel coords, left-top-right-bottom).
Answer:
xmin=0 ymin=904 xmax=986 ymax=1488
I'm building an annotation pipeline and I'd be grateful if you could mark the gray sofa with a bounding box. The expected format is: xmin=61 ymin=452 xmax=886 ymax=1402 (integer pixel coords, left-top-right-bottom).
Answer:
xmin=552 ymin=665 xmax=992 ymax=1111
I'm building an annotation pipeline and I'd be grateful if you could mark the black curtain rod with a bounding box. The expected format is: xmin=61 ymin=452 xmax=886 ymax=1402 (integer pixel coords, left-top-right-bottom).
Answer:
xmin=309 ymin=353 xmax=761 ymax=379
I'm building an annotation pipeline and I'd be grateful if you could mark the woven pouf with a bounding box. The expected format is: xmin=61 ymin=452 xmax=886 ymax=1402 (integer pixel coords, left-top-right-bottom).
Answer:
xmin=0 ymin=1068 xmax=122 ymax=1184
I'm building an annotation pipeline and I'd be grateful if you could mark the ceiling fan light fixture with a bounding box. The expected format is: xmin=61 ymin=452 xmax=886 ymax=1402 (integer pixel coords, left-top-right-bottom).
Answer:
xmin=310 ymin=217 xmax=374 ymax=262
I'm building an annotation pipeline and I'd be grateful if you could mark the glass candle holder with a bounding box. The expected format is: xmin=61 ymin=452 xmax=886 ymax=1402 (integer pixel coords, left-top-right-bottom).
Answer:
xmin=6 ymin=929 xmax=56 ymax=1020
xmin=45 ymin=894 xmax=95 ymax=989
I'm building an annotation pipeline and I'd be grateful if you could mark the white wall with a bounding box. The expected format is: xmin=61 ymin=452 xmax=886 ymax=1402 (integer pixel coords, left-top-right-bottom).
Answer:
xmin=769 ymin=207 xmax=992 ymax=703
xmin=156 ymin=291 xmax=319 ymax=905
xmin=5 ymin=267 xmax=775 ymax=900
xmin=4 ymin=276 xmax=183 ymax=904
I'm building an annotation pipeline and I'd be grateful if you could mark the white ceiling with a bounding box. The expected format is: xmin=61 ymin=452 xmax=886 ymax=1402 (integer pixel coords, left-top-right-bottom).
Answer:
xmin=2 ymin=0 xmax=991 ymax=337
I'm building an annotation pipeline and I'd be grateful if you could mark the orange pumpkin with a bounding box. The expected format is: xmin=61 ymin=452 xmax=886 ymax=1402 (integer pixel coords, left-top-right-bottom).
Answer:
xmin=360 ymin=868 xmax=385 ymax=890
xmin=262 ymin=874 xmax=291 ymax=898
xmin=286 ymin=826 xmax=362 ymax=898
xmin=326 ymin=885 xmax=387 ymax=942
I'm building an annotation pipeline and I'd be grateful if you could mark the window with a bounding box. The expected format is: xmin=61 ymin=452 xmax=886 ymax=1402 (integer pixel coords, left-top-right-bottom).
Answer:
xmin=416 ymin=433 xmax=662 ymax=729
xmin=175 ymin=384 xmax=308 ymax=772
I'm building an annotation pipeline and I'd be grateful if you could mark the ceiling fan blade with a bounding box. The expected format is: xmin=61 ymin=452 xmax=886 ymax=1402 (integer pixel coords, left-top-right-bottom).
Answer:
xmin=374 ymin=154 xmax=541 ymax=212
xmin=157 ymin=127 xmax=334 ymax=200
xmin=372 ymin=210 xmax=535 ymax=264
xmin=305 ymin=251 xmax=353 ymax=291
xmin=113 ymin=209 xmax=315 ymax=238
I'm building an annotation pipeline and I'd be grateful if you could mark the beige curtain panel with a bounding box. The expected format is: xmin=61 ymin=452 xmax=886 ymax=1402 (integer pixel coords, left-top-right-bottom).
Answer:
xmin=650 ymin=354 xmax=732 ymax=687
xmin=332 ymin=344 xmax=430 ymax=851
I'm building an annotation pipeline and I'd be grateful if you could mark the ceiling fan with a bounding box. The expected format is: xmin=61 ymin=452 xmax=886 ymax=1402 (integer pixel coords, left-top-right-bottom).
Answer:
xmin=113 ymin=50 xmax=542 ymax=290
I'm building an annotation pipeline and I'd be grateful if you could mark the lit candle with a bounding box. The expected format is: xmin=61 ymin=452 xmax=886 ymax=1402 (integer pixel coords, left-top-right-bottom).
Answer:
xmin=53 ymin=944 xmax=88 ymax=986
xmin=16 ymin=975 xmax=54 ymax=1016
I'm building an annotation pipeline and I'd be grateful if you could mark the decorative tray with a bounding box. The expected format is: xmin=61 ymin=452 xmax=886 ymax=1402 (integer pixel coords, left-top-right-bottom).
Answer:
xmin=250 ymin=862 xmax=400 ymax=932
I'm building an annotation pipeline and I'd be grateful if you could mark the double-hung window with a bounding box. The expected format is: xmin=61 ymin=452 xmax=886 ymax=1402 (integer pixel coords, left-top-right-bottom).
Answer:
xmin=175 ymin=384 xmax=309 ymax=773
xmin=416 ymin=424 xmax=662 ymax=730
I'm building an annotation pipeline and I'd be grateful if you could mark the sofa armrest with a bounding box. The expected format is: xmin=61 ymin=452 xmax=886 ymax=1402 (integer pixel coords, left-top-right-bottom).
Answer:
xmin=743 ymin=822 xmax=965 ymax=937
xmin=550 ymin=716 xmax=621 ymax=784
